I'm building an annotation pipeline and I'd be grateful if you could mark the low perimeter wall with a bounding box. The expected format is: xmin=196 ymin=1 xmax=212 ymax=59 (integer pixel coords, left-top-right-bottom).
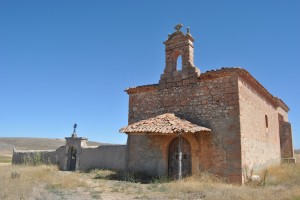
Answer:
xmin=79 ymin=145 xmax=126 ymax=171
xmin=12 ymin=145 xmax=126 ymax=172
xmin=12 ymin=149 xmax=58 ymax=165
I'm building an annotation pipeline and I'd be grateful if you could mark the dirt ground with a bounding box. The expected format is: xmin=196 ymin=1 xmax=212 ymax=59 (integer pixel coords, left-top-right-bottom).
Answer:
xmin=1 ymin=160 xmax=300 ymax=200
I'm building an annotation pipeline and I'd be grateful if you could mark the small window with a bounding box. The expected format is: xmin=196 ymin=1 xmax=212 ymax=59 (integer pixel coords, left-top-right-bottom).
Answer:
xmin=176 ymin=55 xmax=182 ymax=70
xmin=265 ymin=115 xmax=268 ymax=128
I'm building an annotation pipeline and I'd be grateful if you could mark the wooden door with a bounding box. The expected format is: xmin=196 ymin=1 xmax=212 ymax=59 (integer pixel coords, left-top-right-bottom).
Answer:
xmin=168 ymin=137 xmax=191 ymax=178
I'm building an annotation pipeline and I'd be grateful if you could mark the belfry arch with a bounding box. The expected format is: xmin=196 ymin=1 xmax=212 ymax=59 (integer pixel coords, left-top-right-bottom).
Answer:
xmin=159 ymin=24 xmax=201 ymax=89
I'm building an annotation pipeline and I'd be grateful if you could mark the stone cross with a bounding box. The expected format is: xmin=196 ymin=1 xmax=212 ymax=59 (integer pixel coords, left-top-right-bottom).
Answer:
xmin=174 ymin=24 xmax=183 ymax=32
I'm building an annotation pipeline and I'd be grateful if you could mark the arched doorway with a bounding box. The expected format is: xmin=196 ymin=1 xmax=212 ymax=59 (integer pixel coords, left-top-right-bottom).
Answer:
xmin=67 ymin=146 xmax=77 ymax=171
xmin=168 ymin=136 xmax=191 ymax=178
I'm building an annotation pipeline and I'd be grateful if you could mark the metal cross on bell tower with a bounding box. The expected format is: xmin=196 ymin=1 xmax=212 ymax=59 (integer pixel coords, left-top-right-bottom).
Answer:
xmin=72 ymin=123 xmax=77 ymax=138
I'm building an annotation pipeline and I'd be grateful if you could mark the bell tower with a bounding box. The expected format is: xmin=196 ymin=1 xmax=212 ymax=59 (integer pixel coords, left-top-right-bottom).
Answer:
xmin=159 ymin=24 xmax=200 ymax=89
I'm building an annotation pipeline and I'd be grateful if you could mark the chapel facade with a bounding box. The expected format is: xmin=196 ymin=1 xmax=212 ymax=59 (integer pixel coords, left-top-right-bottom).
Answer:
xmin=120 ymin=24 xmax=295 ymax=184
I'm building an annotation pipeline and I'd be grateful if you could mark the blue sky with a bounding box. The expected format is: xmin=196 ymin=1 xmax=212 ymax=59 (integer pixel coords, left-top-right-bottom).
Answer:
xmin=0 ymin=1 xmax=299 ymax=149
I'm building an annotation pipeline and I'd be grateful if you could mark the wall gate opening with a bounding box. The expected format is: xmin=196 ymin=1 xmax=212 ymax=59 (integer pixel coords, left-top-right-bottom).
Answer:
xmin=67 ymin=146 xmax=77 ymax=171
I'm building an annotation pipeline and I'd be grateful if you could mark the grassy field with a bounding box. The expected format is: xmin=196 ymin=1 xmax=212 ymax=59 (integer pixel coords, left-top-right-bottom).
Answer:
xmin=0 ymin=156 xmax=300 ymax=200
xmin=0 ymin=155 xmax=12 ymax=163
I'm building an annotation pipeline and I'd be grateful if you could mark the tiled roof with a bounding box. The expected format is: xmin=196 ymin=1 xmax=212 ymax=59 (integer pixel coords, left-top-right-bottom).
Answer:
xmin=119 ymin=113 xmax=211 ymax=134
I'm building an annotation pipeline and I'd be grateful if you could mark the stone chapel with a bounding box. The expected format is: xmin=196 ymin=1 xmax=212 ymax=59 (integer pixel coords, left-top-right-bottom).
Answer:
xmin=119 ymin=24 xmax=295 ymax=183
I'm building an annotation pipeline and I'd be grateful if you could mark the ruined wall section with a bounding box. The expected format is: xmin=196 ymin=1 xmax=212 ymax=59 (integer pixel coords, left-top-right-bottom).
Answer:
xmin=238 ymin=76 xmax=281 ymax=171
xmin=128 ymin=73 xmax=242 ymax=183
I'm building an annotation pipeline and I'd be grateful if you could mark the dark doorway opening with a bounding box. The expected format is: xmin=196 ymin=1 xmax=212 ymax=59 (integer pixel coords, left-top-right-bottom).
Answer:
xmin=68 ymin=146 xmax=77 ymax=171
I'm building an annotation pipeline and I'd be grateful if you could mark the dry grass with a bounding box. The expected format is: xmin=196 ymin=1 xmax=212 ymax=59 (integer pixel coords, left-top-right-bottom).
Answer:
xmin=163 ymin=161 xmax=300 ymax=200
xmin=88 ymin=162 xmax=300 ymax=200
xmin=1 ymin=160 xmax=300 ymax=200
xmin=265 ymin=162 xmax=300 ymax=185
xmin=0 ymin=155 xmax=11 ymax=163
xmin=296 ymin=153 xmax=300 ymax=160
xmin=0 ymin=165 xmax=87 ymax=200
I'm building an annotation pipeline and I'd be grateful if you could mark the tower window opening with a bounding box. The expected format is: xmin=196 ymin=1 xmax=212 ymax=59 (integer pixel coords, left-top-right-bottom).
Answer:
xmin=176 ymin=55 xmax=182 ymax=71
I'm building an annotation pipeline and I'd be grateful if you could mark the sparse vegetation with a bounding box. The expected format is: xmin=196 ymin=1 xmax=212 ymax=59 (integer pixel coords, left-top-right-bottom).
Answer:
xmin=93 ymin=169 xmax=144 ymax=183
xmin=0 ymin=156 xmax=300 ymax=200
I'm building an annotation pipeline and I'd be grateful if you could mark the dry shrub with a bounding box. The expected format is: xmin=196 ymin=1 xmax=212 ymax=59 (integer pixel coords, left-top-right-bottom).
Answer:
xmin=166 ymin=172 xmax=225 ymax=194
xmin=93 ymin=169 xmax=115 ymax=180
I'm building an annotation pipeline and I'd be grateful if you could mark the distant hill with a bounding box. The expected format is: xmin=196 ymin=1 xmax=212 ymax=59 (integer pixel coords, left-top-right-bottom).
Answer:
xmin=295 ymin=149 xmax=300 ymax=154
xmin=0 ymin=137 xmax=104 ymax=157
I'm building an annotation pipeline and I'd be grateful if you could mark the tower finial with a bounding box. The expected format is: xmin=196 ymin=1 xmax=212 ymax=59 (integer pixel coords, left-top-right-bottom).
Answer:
xmin=72 ymin=123 xmax=77 ymax=138
xmin=174 ymin=24 xmax=183 ymax=32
